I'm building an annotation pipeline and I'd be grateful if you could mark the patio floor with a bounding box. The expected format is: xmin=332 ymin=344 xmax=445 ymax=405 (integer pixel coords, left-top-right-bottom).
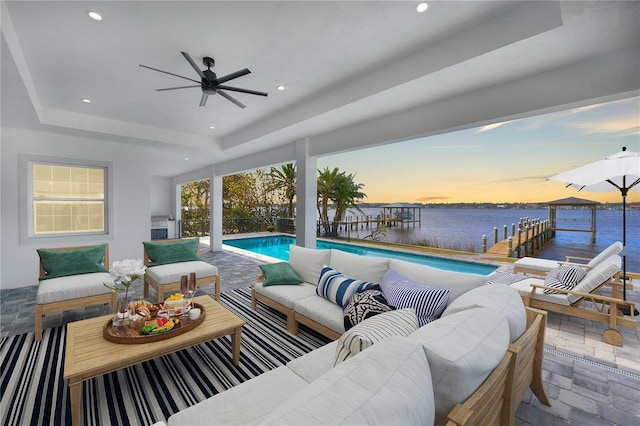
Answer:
xmin=2 ymin=243 xmax=639 ymax=424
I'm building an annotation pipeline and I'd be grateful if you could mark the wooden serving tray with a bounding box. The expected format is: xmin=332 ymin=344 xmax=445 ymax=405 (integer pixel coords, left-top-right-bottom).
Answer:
xmin=103 ymin=302 xmax=206 ymax=344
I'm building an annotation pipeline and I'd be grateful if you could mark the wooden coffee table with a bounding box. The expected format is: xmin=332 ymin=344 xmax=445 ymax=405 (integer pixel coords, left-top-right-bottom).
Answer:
xmin=63 ymin=295 xmax=244 ymax=426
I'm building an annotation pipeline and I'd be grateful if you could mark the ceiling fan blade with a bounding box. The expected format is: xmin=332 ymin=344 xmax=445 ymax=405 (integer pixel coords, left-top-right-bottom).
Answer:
xmin=199 ymin=92 xmax=209 ymax=107
xmin=181 ymin=51 xmax=207 ymax=80
xmin=156 ymin=85 xmax=200 ymax=91
xmin=217 ymin=85 xmax=268 ymax=97
xmin=217 ymin=90 xmax=246 ymax=109
xmin=215 ymin=68 xmax=251 ymax=85
xmin=139 ymin=64 xmax=200 ymax=83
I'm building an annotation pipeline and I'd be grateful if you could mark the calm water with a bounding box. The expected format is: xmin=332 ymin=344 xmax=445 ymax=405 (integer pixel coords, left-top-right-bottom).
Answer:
xmin=224 ymin=235 xmax=497 ymax=275
xmin=339 ymin=207 xmax=640 ymax=272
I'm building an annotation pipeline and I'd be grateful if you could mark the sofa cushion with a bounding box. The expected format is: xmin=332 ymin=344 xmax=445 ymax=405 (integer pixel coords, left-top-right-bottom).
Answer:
xmin=259 ymin=262 xmax=303 ymax=286
xmin=329 ymin=249 xmax=390 ymax=283
xmin=410 ymin=307 xmax=510 ymax=425
xmin=343 ymin=288 xmax=395 ymax=331
xmin=334 ymin=308 xmax=418 ymax=366
xmin=388 ymin=258 xmax=486 ymax=302
xmin=262 ymin=336 xmax=435 ymax=426
xmin=143 ymin=239 xmax=203 ymax=267
xmin=293 ymin=295 xmax=345 ymax=334
xmin=442 ymin=283 xmax=526 ymax=342
xmin=316 ymin=266 xmax=377 ymax=307
xmin=543 ymin=265 xmax=587 ymax=294
xmin=37 ymin=244 xmax=108 ymax=280
xmin=167 ymin=366 xmax=308 ymax=426
xmin=146 ymin=261 xmax=218 ymax=285
xmin=36 ymin=272 xmax=114 ymax=304
xmin=287 ymin=341 xmax=339 ymax=383
xmin=255 ymin=282 xmax=317 ymax=309
xmin=380 ymin=269 xmax=449 ymax=326
xmin=288 ymin=245 xmax=331 ymax=284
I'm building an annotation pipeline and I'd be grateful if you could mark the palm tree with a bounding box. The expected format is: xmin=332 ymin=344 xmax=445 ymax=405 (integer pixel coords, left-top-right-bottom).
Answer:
xmin=269 ymin=163 xmax=297 ymax=218
xmin=317 ymin=167 xmax=366 ymax=235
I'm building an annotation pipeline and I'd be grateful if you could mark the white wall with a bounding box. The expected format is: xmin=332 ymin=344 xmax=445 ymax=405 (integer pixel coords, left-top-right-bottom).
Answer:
xmin=1 ymin=127 xmax=154 ymax=289
xmin=150 ymin=176 xmax=173 ymax=215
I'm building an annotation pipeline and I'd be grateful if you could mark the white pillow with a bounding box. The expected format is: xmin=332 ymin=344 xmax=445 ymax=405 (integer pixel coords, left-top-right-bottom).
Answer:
xmin=329 ymin=249 xmax=390 ymax=283
xmin=334 ymin=308 xmax=418 ymax=366
xmin=288 ymin=245 xmax=331 ymax=284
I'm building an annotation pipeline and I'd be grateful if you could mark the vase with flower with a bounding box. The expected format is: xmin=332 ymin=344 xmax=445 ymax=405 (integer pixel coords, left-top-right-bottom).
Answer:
xmin=104 ymin=259 xmax=147 ymax=333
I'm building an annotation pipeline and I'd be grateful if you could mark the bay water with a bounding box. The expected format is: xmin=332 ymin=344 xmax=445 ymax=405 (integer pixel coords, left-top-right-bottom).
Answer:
xmin=335 ymin=207 xmax=639 ymax=272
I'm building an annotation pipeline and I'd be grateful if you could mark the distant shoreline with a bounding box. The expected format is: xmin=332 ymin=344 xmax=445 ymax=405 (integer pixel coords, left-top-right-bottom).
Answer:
xmin=355 ymin=202 xmax=638 ymax=210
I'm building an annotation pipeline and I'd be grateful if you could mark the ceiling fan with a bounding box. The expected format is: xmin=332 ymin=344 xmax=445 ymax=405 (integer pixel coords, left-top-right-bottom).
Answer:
xmin=139 ymin=51 xmax=268 ymax=109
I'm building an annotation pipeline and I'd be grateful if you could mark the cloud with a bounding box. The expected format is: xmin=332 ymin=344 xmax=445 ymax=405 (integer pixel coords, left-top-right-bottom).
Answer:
xmin=476 ymin=121 xmax=511 ymax=133
xmin=569 ymin=115 xmax=640 ymax=136
xmin=415 ymin=195 xmax=452 ymax=202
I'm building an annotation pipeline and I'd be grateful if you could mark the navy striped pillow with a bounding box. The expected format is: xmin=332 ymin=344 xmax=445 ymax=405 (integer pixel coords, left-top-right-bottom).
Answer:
xmin=543 ymin=265 xmax=587 ymax=294
xmin=380 ymin=269 xmax=449 ymax=326
xmin=316 ymin=266 xmax=377 ymax=307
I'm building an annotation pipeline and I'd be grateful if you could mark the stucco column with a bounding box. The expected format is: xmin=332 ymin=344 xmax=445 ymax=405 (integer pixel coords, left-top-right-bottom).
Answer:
xmin=210 ymin=172 xmax=223 ymax=251
xmin=296 ymin=138 xmax=317 ymax=248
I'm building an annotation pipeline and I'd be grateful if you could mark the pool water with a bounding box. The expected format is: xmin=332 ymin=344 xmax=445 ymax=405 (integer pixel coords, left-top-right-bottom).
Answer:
xmin=223 ymin=235 xmax=497 ymax=276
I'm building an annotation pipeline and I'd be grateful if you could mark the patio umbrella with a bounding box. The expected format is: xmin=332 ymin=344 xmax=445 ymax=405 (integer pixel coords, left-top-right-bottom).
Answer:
xmin=549 ymin=146 xmax=640 ymax=315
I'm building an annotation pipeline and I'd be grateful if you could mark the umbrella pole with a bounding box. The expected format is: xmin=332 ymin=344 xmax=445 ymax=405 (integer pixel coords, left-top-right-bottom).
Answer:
xmin=619 ymin=180 xmax=638 ymax=316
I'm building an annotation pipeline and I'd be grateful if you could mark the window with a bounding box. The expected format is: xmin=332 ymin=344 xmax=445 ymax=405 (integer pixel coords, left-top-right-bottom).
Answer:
xmin=29 ymin=162 xmax=108 ymax=236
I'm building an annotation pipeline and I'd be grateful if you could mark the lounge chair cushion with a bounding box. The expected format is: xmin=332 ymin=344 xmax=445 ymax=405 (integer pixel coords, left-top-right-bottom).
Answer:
xmin=442 ymin=284 xmax=526 ymax=342
xmin=288 ymin=245 xmax=330 ymax=284
xmin=37 ymin=244 xmax=108 ymax=280
xmin=145 ymin=261 xmax=218 ymax=285
xmin=143 ymin=239 xmax=202 ymax=267
xmin=316 ymin=266 xmax=377 ymax=307
xmin=380 ymin=269 xmax=449 ymax=326
xmin=254 ymin=282 xmax=317 ymax=309
xmin=329 ymin=249 xmax=390 ymax=283
xmin=388 ymin=259 xmax=486 ymax=302
xmin=167 ymin=366 xmax=308 ymax=426
xmin=259 ymin=262 xmax=303 ymax=286
xmin=585 ymin=241 xmax=623 ymax=268
xmin=36 ymin=272 xmax=114 ymax=304
xmin=261 ymin=337 xmax=435 ymax=426
xmin=410 ymin=307 xmax=510 ymax=425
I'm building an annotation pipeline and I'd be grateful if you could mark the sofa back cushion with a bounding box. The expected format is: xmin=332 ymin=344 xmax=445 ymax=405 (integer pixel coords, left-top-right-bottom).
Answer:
xmin=262 ymin=336 xmax=435 ymax=426
xmin=442 ymin=284 xmax=526 ymax=342
xmin=329 ymin=249 xmax=389 ymax=283
xmin=37 ymin=243 xmax=108 ymax=280
xmin=410 ymin=307 xmax=510 ymax=425
xmin=388 ymin=258 xmax=486 ymax=302
xmin=288 ymin=245 xmax=331 ymax=284
xmin=143 ymin=239 xmax=202 ymax=267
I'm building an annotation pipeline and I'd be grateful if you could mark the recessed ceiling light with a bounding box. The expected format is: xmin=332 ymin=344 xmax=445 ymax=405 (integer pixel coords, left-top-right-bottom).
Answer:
xmin=209 ymin=125 xmax=216 ymax=130
xmin=81 ymin=98 xmax=91 ymax=103
xmin=86 ymin=10 xmax=102 ymax=21
xmin=184 ymin=157 xmax=189 ymax=161
xmin=276 ymin=85 xmax=286 ymax=91
xmin=416 ymin=2 xmax=429 ymax=13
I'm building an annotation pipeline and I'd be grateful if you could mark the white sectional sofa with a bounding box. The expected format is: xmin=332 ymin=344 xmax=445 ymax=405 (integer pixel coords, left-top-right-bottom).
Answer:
xmin=159 ymin=246 xmax=549 ymax=426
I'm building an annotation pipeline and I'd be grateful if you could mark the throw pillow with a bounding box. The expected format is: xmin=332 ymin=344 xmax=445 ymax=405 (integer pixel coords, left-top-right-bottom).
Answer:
xmin=343 ymin=289 xmax=395 ymax=331
xmin=259 ymin=262 xmax=303 ymax=286
xmin=334 ymin=308 xmax=419 ymax=366
xmin=379 ymin=269 xmax=449 ymax=326
xmin=143 ymin=239 xmax=203 ymax=267
xmin=316 ymin=265 xmax=377 ymax=307
xmin=37 ymin=244 xmax=108 ymax=280
xmin=543 ymin=265 xmax=587 ymax=294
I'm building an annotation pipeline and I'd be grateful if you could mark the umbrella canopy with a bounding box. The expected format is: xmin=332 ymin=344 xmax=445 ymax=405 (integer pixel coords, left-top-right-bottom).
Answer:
xmin=549 ymin=146 xmax=640 ymax=309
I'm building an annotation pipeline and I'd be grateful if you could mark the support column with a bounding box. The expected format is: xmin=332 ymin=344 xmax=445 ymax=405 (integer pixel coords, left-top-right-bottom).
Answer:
xmin=296 ymin=138 xmax=317 ymax=248
xmin=210 ymin=171 xmax=223 ymax=251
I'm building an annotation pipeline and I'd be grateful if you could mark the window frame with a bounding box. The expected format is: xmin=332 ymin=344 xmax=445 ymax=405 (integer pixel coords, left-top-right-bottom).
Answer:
xmin=19 ymin=155 xmax=114 ymax=244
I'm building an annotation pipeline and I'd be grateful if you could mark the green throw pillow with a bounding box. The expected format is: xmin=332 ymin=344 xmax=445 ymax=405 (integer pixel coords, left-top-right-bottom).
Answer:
xmin=259 ymin=262 xmax=303 ymax=286
xmin=144 ymin=239 xmax=203 ymax=267
xmin=37 ymin=243 xmax=108 ymax=281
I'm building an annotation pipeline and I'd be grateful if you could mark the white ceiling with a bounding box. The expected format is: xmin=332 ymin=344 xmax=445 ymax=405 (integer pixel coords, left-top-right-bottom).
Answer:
xmin=2 ymin=1 xmax=639 ymax=177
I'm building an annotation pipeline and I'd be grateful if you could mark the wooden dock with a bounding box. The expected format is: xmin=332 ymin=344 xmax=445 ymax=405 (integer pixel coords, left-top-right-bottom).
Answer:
xmin=483 ymin=218 xmax=553 ymax=258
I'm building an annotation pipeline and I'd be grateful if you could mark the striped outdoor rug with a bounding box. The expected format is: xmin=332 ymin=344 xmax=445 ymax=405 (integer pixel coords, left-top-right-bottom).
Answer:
xmin=1 ymin=288 xmax=331 ymax=426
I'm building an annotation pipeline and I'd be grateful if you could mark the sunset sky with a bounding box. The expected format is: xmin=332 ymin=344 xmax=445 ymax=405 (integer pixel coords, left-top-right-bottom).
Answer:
xmin=317 ymin=96 xmax=640 ymax=204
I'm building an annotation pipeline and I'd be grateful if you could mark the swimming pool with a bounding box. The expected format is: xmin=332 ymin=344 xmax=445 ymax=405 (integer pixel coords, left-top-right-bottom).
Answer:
xmin=223 ymin=235 xmax=497 ymax=275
